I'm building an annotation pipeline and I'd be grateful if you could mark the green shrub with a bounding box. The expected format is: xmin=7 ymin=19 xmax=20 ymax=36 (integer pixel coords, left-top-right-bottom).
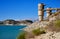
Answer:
xmin=47 ymin=20 xmax=60 ymax=32
xmin=16 ymin=32 xmax=26 ymax=39
xmin=32 ymin=28 xmax=46 ymax=36
xmin=53 ymin=20 xmax=60 ymax=31
xmin=54 ymin=20 xmax=60 ymax=28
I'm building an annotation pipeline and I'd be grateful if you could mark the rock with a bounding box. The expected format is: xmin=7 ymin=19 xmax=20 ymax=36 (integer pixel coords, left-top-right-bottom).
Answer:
xmin=28 ymin=32 xmax=60 ymax=39
xmin=23 ymin=21 xmax=50 ymax=32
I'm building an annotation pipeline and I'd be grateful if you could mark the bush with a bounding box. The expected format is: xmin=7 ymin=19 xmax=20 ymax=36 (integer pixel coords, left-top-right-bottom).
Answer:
xmin=54 ymin=20 xmax=60 ymax=28
xmin=54 ymin=20 xmax=60 ymax=31
xmin=16 ymin=32 xmax=26 ymax=39
xmin=32 ymin=28 xmax=46 ymax=36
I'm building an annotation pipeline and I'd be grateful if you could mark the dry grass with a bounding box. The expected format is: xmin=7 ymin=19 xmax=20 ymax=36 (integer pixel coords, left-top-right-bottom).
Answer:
xmin=45 ymin=20 xmax=60 ymax=32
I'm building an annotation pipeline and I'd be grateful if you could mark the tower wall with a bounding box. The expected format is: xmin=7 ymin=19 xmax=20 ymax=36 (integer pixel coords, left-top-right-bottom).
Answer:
xmin=46 ymin=8 xmax=52 ymax=17
xmin=38 ymin=3 xmax=44 ymax=21
xmin=46 ymin=8 xmax=52 ymax=21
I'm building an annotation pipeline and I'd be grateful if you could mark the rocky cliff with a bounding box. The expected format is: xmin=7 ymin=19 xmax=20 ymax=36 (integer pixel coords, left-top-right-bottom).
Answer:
xmin=22 ymin=12 xmax=60 ymax=39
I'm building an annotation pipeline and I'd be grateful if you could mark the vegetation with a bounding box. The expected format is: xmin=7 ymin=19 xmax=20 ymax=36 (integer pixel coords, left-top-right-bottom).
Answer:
xmin=46 ymin=20 xmax=60 ymax=32
xmin=54 ymin=20 xmax=60 ymax=28
xmin=53 ymin=20 xmax=60 ymax=31
xmin=32 ymin=28 xmax=46 ymax=36
xmin=16 ymin=32 xmax=26 ymax=39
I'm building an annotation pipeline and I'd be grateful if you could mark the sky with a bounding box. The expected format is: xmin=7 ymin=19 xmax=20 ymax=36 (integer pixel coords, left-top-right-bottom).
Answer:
xmin=0 ymin=0 xmax=60 ymax=21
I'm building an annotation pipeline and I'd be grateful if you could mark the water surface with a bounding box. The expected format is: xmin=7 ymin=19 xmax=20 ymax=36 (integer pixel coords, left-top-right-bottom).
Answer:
xmin=0 ymin=25 xmax=26 ymax=39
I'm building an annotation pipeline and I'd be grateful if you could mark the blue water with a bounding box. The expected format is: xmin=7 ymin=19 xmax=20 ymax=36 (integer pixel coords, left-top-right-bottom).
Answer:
xmin=0 ymin=25 xmax=26 ymax=39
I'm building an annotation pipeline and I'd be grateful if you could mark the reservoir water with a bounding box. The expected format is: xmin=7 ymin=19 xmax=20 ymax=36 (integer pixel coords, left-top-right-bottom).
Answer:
xmin=0 ymin=25 xmax=26 ymax=39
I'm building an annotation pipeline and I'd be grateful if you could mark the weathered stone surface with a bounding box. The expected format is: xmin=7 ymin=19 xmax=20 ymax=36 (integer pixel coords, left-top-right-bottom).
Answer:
xmin=27 ymin=32 xmax=60 ymax=39
xmin=23 ymin=21 xmax=50 ymax=32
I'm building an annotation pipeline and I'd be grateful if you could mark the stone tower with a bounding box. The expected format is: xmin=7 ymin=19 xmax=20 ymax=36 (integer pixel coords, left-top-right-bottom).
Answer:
xmin=46 ymin=7 xmax=52 ymax=17
xmin=38 ymin=3 xmax=45 ymax=21
xmin=46 ymin=7 xmax=52 ymax=20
